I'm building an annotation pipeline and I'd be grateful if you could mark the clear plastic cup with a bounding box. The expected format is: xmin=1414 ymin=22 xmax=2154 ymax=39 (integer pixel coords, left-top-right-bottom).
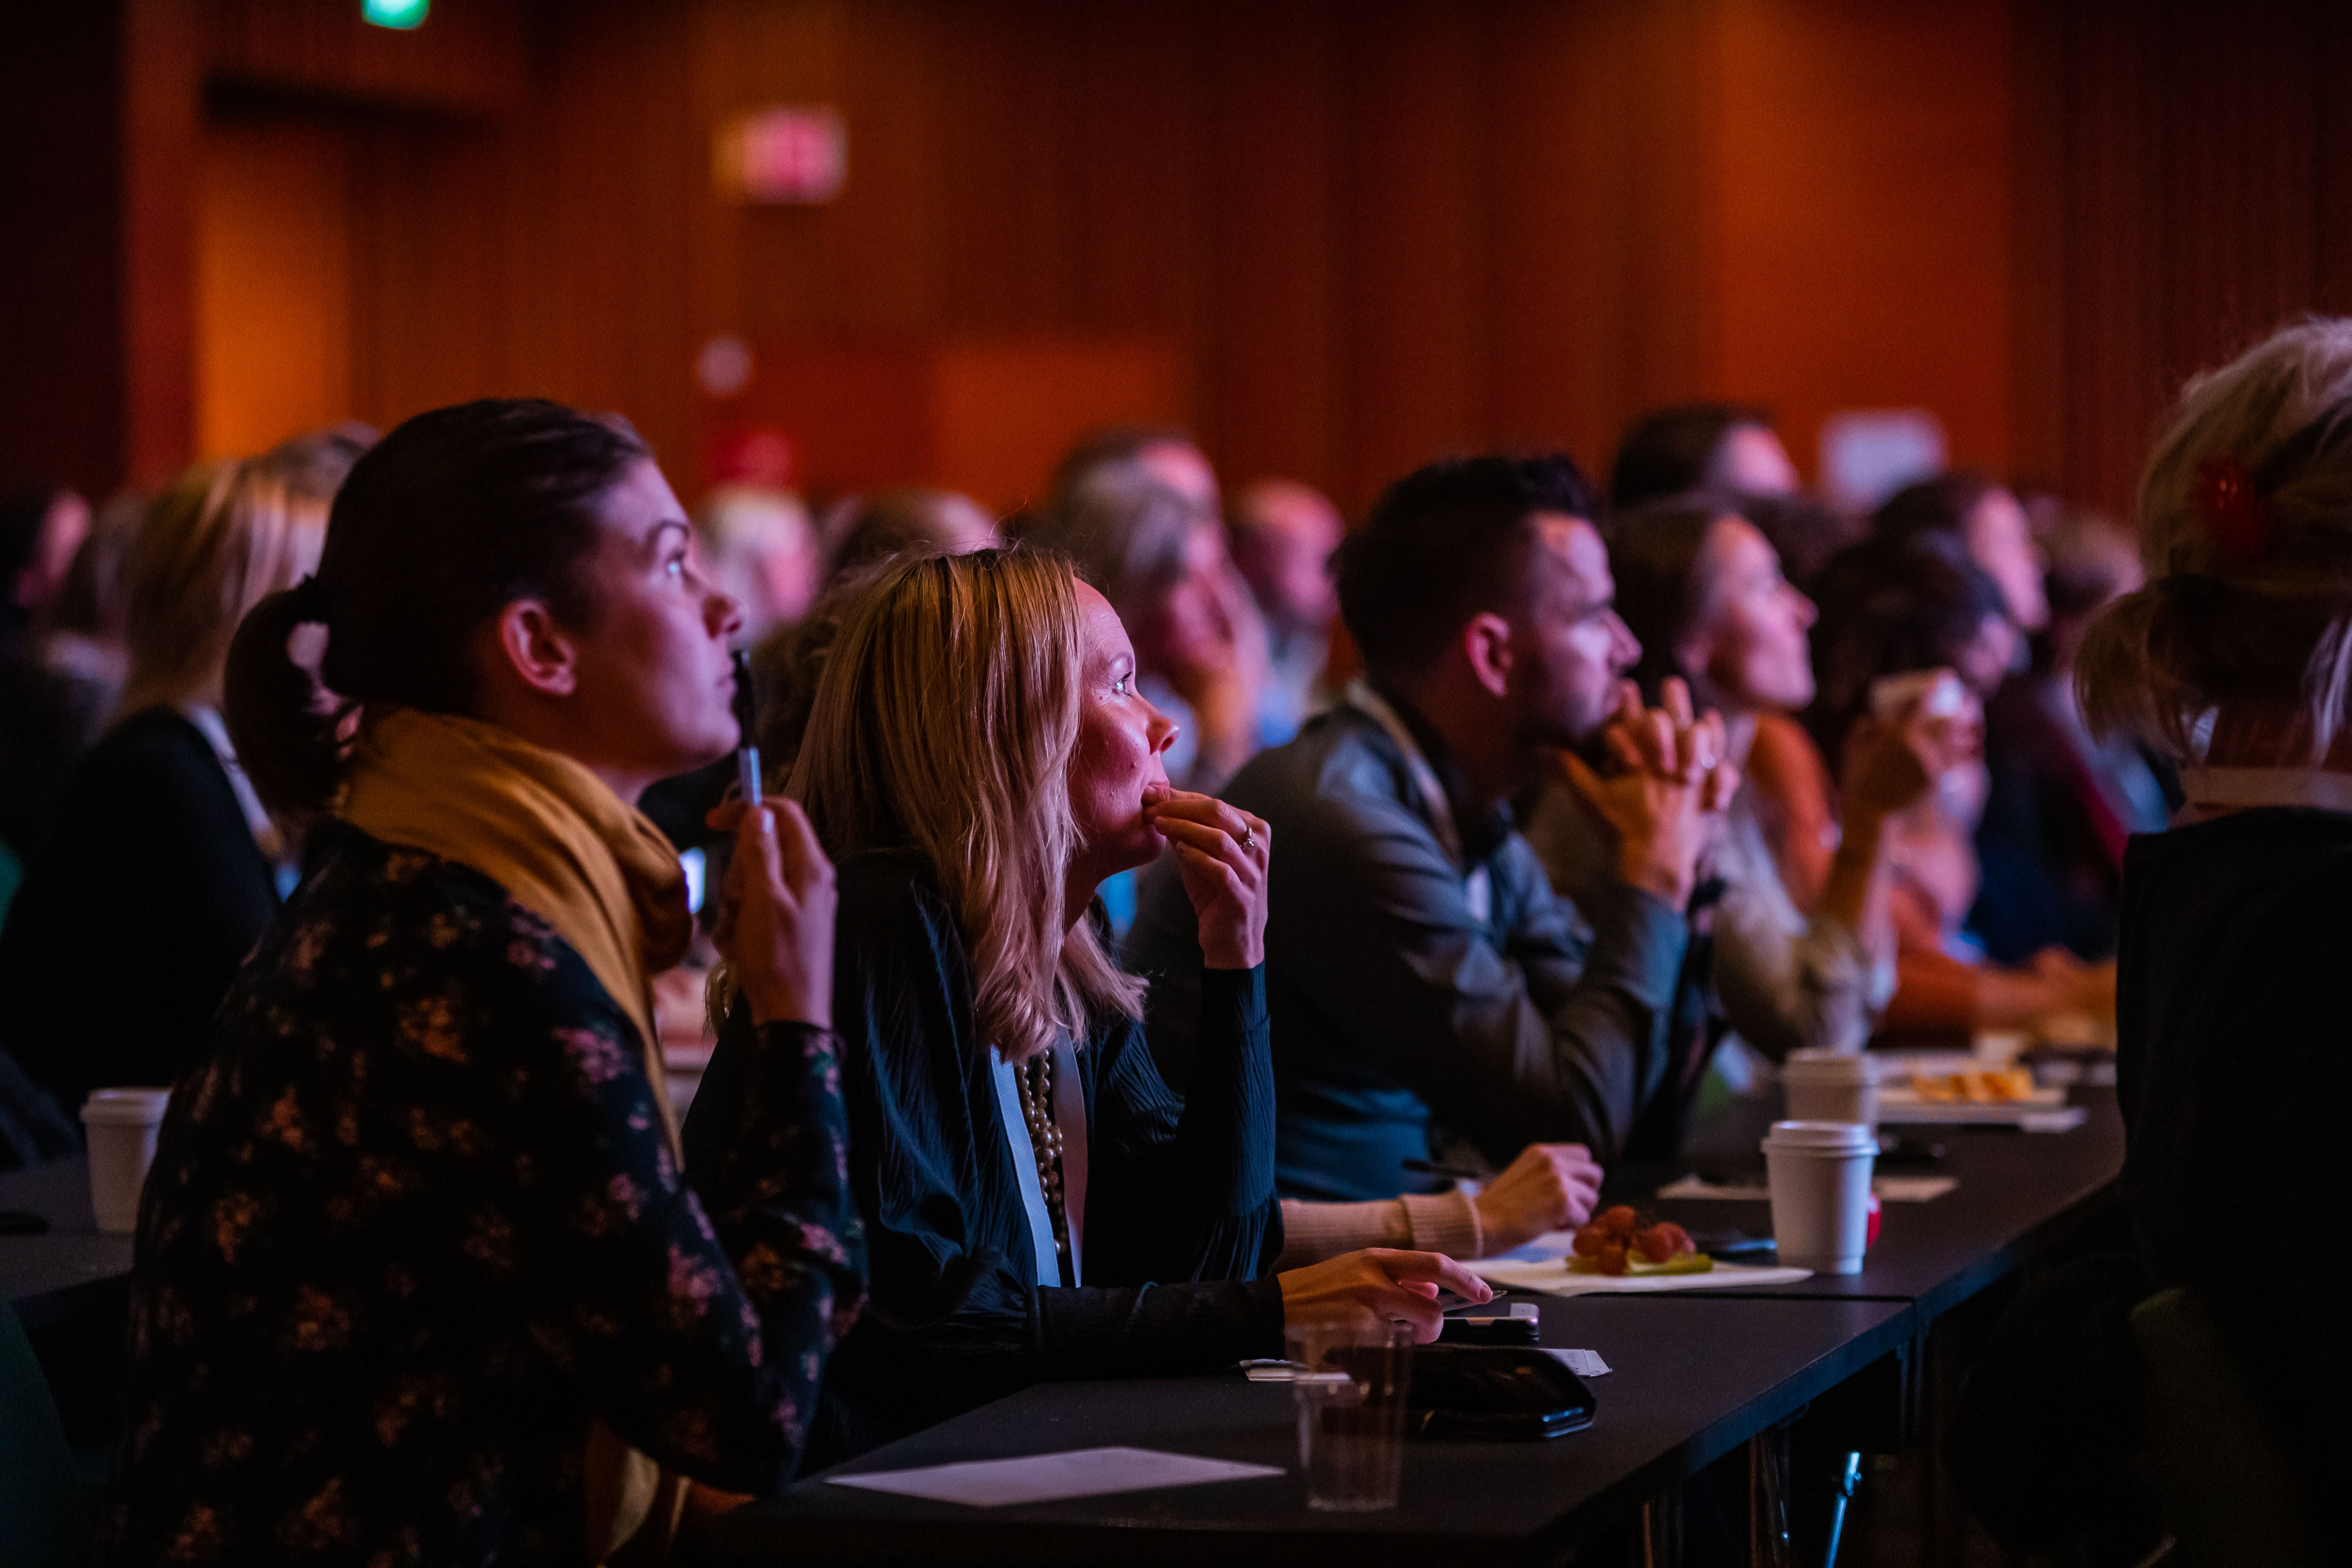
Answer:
xmin=1287 ymin=1315 xmax=1413 ymax=1512
xmin=81 ymin=1087 xmax=170 ymax=1234
xmin=1762 ymin=1119 xmax=1876 ymax=1275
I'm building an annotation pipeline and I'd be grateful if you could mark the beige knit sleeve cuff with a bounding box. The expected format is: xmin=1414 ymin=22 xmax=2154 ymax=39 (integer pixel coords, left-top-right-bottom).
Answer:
xmin=1398 ymin=1189 xmax=1485 ymax=1260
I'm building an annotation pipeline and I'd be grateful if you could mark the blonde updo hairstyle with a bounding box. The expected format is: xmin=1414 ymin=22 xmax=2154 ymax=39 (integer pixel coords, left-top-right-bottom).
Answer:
xmin=2077 ymin=318 xmax=2352 ymax=762
xmin=788 ymin=547 xmax=1145 ymax=1063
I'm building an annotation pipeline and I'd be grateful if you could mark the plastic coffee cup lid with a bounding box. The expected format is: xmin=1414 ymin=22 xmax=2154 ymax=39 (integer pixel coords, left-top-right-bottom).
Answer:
xmin=1761 ymin=1119 xmax=1877 ymax=1152
xmin=82 ymin=1087 xmax=171 ymax=1125
xmin=1781 ymin=1050 xmax=1880 ymax=1082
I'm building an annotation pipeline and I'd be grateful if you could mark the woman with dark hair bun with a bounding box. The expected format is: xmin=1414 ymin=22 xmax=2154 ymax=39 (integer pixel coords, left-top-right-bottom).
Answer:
xmin=102 ymin=398 xmax=864 ymax=1567
xmin=1803 ymin=531 xmax=2113 ymax=1037
xmin=1587 ymin=496 xmax=1971 ymax=1060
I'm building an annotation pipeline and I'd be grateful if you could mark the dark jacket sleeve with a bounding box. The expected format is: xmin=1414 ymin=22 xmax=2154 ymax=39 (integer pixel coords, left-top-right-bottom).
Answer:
xmin=706 ymin=864 xmax=1280 ymax=1462
xmin=1080 ymin=964 xmax=1283 ymax=1290
xmin=1274 ymin=788 xmax=1687 ymax=1167
xmin=517 ymin=982 xmax=866 ymax=1496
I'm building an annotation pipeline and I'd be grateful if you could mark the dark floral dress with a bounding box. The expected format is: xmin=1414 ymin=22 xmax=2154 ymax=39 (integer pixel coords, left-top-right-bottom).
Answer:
xmin=98 ymin=821 xmax=865 ymax=1566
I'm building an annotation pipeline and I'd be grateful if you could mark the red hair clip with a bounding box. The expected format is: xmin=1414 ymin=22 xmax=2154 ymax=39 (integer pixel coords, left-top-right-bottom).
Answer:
xmin=2193 ymin=455 xmax=2271 ymax=564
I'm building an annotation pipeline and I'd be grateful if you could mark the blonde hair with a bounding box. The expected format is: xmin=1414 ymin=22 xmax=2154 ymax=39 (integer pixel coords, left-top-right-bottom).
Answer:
xmin=122 ymin=428 xmax=364 ymax=721
xmin=2077 ymin=317 xmax=2352 ymax=761
xmin=790 ymin=548 xmax=1145 ymax=1062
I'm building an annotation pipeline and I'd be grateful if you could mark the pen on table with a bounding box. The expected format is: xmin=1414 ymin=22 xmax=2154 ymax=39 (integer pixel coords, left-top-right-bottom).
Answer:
xmin=1402 ymin=1157 xmax=1485 ymax=1183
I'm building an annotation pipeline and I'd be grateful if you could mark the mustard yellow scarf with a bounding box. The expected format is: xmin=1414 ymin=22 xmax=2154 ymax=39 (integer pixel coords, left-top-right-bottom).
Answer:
xmin=340 ymin=707 xmax=695 ymax=1559
xmin=342 ymin=707 xmax=692 ymax=1096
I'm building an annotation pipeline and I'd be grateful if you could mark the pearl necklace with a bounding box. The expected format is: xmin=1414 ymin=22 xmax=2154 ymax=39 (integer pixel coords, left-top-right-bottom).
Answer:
xmin=1014 ymin=1051 xmax=1069 ymax=1264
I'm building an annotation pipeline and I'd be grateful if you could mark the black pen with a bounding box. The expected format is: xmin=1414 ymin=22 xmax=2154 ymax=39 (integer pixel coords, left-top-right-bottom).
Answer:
xmin=1403 ymin=1157 xmax=1486 ymax=1182
xmin=732 ymin=646 xmax=762 ymax=804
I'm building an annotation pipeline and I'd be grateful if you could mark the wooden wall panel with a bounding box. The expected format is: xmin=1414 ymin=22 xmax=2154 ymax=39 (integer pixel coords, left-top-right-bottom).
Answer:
xmin=1340 ymin=1 xmax=1490 ymax=505
xmin=0 ymin=5 xmax=128 ymax=496
xmin=20 ymin=0 xmax=2352 ymax=530
xmin=2018 ymin=0 xmax=2352 ymax=517
xmin=1713 ymin=0 xmax=2013 ymax=482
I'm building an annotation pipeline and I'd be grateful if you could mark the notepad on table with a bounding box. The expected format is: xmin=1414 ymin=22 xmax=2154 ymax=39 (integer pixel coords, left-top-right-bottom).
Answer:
xmin=826 ymin=1446 xmax=1285 ymax=1508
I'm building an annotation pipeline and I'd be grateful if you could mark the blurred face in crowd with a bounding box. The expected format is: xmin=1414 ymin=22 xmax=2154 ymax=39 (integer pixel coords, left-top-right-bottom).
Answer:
xmin=1067 ymin=580 xmax=1179 ymax=882
xmin=1133 ymin=521 xmax=1244 ymax=685
xmin=1951 ymin=607 xmax=2023 ymax=698
xmin=1688 ymin=515 xmax=1816 ymax=714
xmin=1231 ymin=480 xmax=1342 ymax=637
xmin=12 ymin=490 xmax=90 ymax=610
xmin=1139 ymin=440 xmax=1222 ymax=519
xmin=1964 ymin=486 xmax=2048 ymax=633
xmin=1507 ymin=513 xmax=1642 ymax=749
xmin=553 ymin=459 xmax=746 ymax=786
xmin=1714 ymin=424 xmax=1801 ymax=497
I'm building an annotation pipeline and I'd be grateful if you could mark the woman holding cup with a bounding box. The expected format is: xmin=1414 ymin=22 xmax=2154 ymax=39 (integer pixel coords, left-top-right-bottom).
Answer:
xmin=684 ymin=548 xmax=1486 ymax=1471
xmin=1587 ymin=495 xmax=1975 ymax=1062
xmin=101 ymin=401 xmax=864 ymax=1566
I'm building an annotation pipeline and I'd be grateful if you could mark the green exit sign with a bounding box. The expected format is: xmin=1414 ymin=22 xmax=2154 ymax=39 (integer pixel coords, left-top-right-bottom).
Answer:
xmin=363 ymin=0 xmax=429 ymax=29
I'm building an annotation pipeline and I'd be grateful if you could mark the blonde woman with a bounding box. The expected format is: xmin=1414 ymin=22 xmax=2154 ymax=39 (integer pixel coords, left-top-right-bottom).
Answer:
xmin=2070 ymin=317 xmax=2352 ymax=1496
xmin=683 ymin=548 xmax=1488 ymax=1470
xmin=0 ymin=430 xmax=363 ymax=1112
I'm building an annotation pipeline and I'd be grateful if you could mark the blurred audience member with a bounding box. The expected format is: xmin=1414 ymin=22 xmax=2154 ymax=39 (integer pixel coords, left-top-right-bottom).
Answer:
xmin=3 ymin=487 xmax=90 ymax=639
xmin=1874 ymin=472 xmax=2051 ymax=637
xmin=0 ymin=488 xmax=101 ymax=867
xmin=38 ymin=489 xmax=141 ymax=747
xmin=1228 ymin=478 xmax=1343 ymax=745
xmin=825 ymin=486 xmax=1000 ymax=578
xmin=1054 ymin=424 xmax=1224 ymax=520
xmin=1972 ymin=511 xmax=2172 ymax=963
xmin=1610 ymin=404 xmax=1801 ymax=511
xmin=1805 ymin=533 xmax=2110 ymax=1039
xmin=1559 ymin=497 xmax=1970 ymax=1060
xmin=695 ymin=482 xmax=821 ymax=645
xmin=0 ymin=429 xmax=361 ymax=1115
xmin=1738 ymin=486 xmax=1866 ymax=593
xmin=1033 ymin=459 xmax=1268 ymax=793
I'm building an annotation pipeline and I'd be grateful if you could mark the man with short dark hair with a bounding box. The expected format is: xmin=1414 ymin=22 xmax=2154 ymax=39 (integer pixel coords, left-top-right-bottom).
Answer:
xmin=1127 ymin=454 xmax=1733 ymax=1200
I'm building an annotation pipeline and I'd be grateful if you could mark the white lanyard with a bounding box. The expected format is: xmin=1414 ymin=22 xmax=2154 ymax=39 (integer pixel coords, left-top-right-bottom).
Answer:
xmin=989 ymin=1040 xmax=1088 ymax=1288
xmin=2178 ymin=766 xmax=2352 ymax=815
xmin=1344 ymin=679 xmax=1492 ymax=922
xmin=179 ymin=703 xmax=288 ymax=869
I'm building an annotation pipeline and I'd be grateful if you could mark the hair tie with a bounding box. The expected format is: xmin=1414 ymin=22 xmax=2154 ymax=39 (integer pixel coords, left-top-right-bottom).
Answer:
xmin=287 ymin=573 xmax=331 ymax=623
xmin=2193 ymin=456 xmax=2272 ymax=565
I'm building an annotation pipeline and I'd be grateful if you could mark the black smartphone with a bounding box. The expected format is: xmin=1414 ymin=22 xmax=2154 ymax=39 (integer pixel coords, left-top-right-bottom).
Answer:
xmin=1409 ymin=1346 xmax=1597 ymax=1440
xmin=1439 ymin=1302 xmax=1541 ymax=1346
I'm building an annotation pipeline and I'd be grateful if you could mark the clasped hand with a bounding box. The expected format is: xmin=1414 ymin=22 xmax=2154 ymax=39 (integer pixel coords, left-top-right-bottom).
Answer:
xmin=1547 ymin=677 xmax=1740 ymax=908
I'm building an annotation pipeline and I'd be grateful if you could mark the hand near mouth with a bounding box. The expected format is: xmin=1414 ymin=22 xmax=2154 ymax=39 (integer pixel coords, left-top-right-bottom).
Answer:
xmin=1144 ymin=790 xmax=1269 ymax=971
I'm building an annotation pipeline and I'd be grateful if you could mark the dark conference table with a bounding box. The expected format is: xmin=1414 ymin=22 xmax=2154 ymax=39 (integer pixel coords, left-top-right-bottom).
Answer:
xmin=0 ymin=1087 xmax=2127 ymax=1559
xmin=708 ymin=1090 xmax=2128 ymax=1566
xmin=0 ymin=1154 xmax=131 ymax=1331
xmin=706 ymin=1294 xmax=1916 ymax=1568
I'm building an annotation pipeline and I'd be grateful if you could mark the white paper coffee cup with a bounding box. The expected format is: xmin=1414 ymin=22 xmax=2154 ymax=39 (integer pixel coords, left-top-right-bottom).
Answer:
xmin=1763 ymin=1119 xmax=1876 ymax=1275
xmin=81 ymin=1087 xmax=171 ymax=1234
xmin=1781 ymin=1049 xmax=1881 ymax=1126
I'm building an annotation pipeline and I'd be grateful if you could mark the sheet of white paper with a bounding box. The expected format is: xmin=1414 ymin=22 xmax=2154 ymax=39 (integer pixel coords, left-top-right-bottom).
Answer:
xmin=1468 ymin=1257 xmax=1814 ymax=1296
xmin=1652 ymin=1174 xmax=1957 ymax=1203
xmin=826 ymin=1447 xmax=1284 ymax=1508
xmin=1544 ymin=1348 xmax=1611 ymax=1377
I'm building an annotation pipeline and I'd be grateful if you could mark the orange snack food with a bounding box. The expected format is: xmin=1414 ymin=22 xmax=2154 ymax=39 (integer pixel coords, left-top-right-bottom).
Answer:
xmin=1632 ymin=1221 xmax=1696 ymax=1263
